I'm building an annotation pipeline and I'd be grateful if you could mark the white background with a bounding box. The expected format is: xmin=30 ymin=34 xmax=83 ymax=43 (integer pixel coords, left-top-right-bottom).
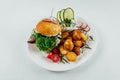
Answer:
xmin=0 ymin=0 xmax=120 ymax=80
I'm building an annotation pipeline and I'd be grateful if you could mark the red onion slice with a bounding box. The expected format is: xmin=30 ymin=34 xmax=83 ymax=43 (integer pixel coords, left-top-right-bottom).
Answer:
xmin=27 ymin=37 xmax=36 ymax=44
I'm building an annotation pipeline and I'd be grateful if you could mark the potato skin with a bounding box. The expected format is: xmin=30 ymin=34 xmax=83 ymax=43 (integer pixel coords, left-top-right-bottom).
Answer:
xmin=59 ymin=45 xmax=69 ymax=55
xmin=74 ymin=40 xmax=82 ymax=47
xmin=80 ymin=33 xmax=88 ymax=41
xmin=62 ymin=31 xmax=69 ymax=39
xmin=67 ymin=36 xmax=72 ymax=40
xmin=73 ymin=47 xmax=80 ymax=55
xmin=72 ymin=29 xmax=81 ymax=40
xmin=63 ymin=39 xmax=74 ymax=51
xmin=66 ymin=52 xmax=77 ymax=61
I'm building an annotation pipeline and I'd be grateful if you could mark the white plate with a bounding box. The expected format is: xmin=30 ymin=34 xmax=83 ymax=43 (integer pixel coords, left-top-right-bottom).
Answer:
xmin=27 ymin=18 xmax=98 ymax=71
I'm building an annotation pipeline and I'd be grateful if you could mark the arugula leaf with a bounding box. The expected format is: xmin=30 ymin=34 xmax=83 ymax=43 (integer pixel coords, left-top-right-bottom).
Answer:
xmin=35 ymin=33 xmax=57 ymax=51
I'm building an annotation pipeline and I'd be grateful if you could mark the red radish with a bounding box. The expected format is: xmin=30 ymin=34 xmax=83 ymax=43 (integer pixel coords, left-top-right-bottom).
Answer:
xmin=76 ymin=23 xmax=83 ymax=28
xmin=80 ymin=23 xmax=87 ymax=29
xmin=52 ymin=54 xmax=60 ymax=62
xmin=52 ymin=48 xmax=60 ymax=54
xmin=27 ymin=37 xmax=36 ymax=44
xmin=83 ymin=26 xmax=90 ymax=32
xmin=47 ymin=52 xmax=53 ymax=59
xmin=78 ymin=22 xmax=83 ymax=27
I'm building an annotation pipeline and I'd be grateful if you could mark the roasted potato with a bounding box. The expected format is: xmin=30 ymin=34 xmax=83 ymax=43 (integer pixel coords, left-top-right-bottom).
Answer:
xmin=67 ymin=36 xmax=72 ymax=40
xmin=62 ymin=31 xmax=69 ymax=39
xmin=59 ymin=39 xmax=65 ymax=45
xmin=63 ymin=39 xmax=74 ymax=50
xmin=80 ymin=33 xmax=88 ymax=41
xmin=66 ymin=52 xmax=77 ymax=61
xmin=72 ymin=29 xmax=81 ymax=40
xmin=74 ymin=40 xmax=83 ymax=47
xmin=73 ymin=47 xmax=80 ymax=55
xmin=59 ymin=45 xmax=69 ymax=55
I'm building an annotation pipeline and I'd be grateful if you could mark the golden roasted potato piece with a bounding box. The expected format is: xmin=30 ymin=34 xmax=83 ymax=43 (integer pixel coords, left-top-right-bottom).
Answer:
xmin=73 ymin=47 xmax=80 ymax=55
xmin=62 ymin=31 xmax=69 ymax=39
xmin=72 ymin=29 xmax=81 ymax=40
xmin=67 ymin=36 xmax=72 ymax=40
xmin=66 ymin=52 xmax=77 ymax=61
xmin=59 ymin=45 xmax=69 ymax=55
xmin=80 ymin=33 xmax=88 ymax=41
xmin=74 ymin=40 xmax=82 ymax=47
xmin=63 ymin=39 xmax=74 ymax=50
xmin=59 ymin=39 xmax=65 ymax=45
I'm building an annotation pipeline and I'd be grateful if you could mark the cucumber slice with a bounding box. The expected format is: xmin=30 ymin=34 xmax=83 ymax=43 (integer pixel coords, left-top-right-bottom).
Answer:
xmin=64 ymin=8 xmax=74 ymax=20
xmin=60 ymin=9 xmax=65 ymax=21
xmin=57 ymin=11 xmax=61 ymax=22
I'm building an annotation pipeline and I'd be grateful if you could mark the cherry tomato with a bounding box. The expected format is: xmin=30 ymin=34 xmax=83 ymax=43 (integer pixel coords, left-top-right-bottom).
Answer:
xmin=52 ymin=54 xmax=60 ymax=62
xmin=52 ymin=48 xmax=60 ymax=54
xmin=47 ymin=52 xmax=53 ymax=59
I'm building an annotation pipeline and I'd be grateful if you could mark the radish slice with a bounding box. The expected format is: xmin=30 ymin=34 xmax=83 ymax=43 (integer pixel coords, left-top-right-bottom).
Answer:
xmin=80 ymin=23 xmax=87 ymax=29
xmin=83 ymin=26 xmax=90 ymax=32
xmin=76 ymin=22 xmax=83 ymax=28
xmin=79 ymin=22 xmax=83 ymax=27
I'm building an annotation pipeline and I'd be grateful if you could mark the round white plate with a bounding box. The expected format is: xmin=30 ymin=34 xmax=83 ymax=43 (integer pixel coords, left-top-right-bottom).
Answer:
xmin=27 ymin=18 xmax=98 ymax=71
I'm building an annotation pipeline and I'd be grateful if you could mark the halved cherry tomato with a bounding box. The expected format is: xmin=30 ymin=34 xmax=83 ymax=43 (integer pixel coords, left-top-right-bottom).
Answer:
xmin=47 ymin=52 xmax=53 ymax=59
xmin=52 ymin=47 xmax=60 ymax=54
xmin=52 ymin=54 xmax=60 ymax=62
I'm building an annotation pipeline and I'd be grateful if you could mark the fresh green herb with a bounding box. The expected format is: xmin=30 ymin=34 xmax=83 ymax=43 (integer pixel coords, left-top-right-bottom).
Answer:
xmin=84 ymin=44 xmax=91 ymax=49
xmin=61 ymin=60 xmax=65 ymax=64
xmin=59 ymin=55 xmax=70 ymax=64
xmin=64 ymin=18 xmax=72 ymax=27
xmin=89 ymin=36 xmax=94 ymax=41
xmin=30 ymin=29 xmax=36 ymax=38
xmin=62 ymin=57 xmax=70 ymax=64
xmin=81 ymin=42 xmax=91 ymax=53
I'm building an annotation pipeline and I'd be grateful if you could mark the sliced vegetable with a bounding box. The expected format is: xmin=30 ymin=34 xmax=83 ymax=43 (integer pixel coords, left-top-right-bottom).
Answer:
xmin=27 ymin=37 xmax=36 ymax=44
xmin=63 ymin=8 xmax=74 ymax=20
xmin=83 ymin=26 xmax=90 ymax=32
xmin=60 ymin=9 xmax=65 ymax=22
xmin=52 ymin=54 xmax=60 ymax=62
xmin=57 ymin=11 xmax=61 ymax=22
xmin=47 ymin=52 xmax=53 ymax=59
xmin=80 ymin=23 xmax=87 ymax=29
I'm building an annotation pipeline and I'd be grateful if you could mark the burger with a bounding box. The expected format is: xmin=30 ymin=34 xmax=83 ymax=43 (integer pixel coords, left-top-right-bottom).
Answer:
xmin=28 ymin=17 xmax=62 ymax=51
xmin=36 ymin=18 xmax=61 ymax=36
